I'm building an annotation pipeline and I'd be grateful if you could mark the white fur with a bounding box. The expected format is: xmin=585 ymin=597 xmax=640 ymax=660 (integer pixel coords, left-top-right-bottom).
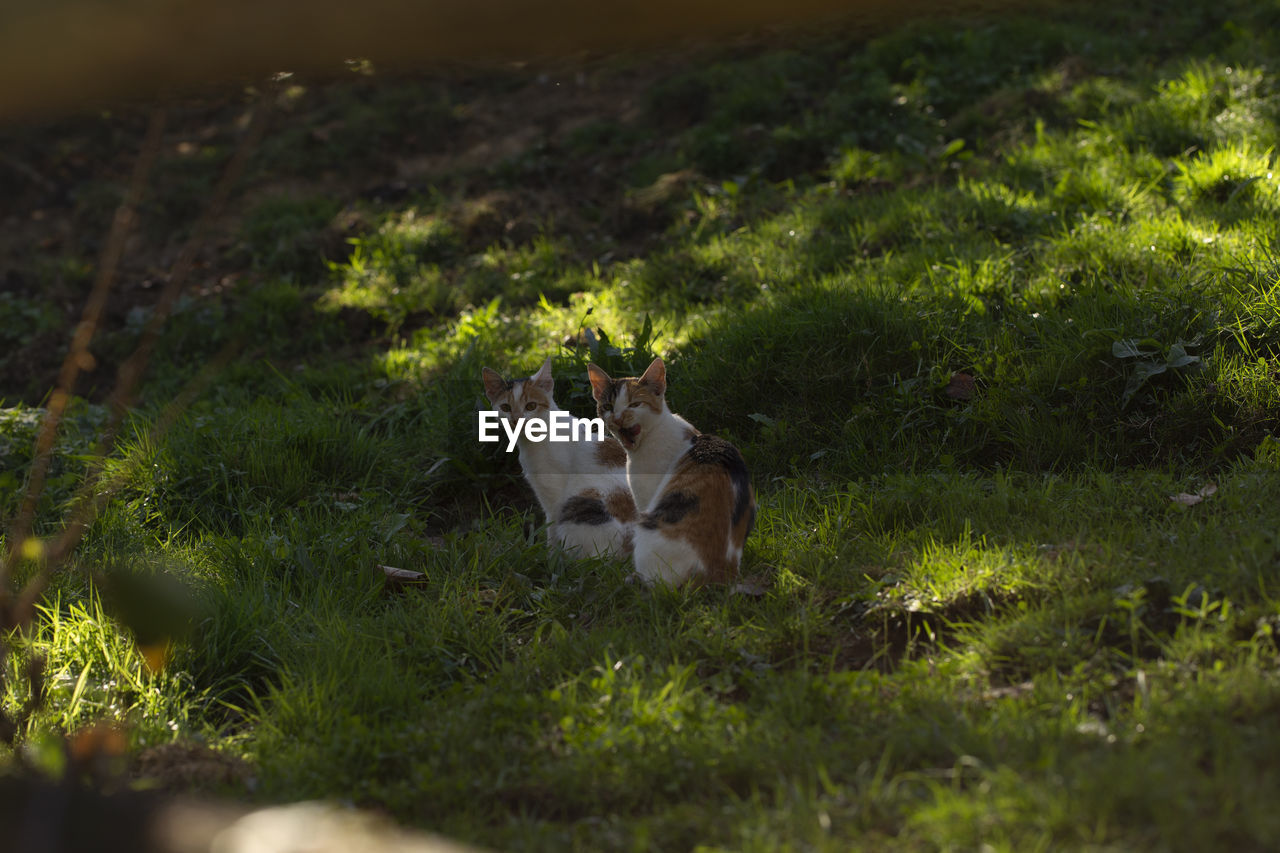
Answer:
xmin=518 ymin=422 xmax=631 ymax=559
xmin=725 ymin=541 xmax=742 ymax=566
xmin=603 ymin=382 xmax=705 ymax=584
xmin=632 ymin=525 xmax=704 ymax=585
xmin=607 ymin=383 xmax=697 ymax=512
xmin=486 ymin=360 xmax=632 ymax=559
xmin=589 ymin=357 xmax=753 ymax=587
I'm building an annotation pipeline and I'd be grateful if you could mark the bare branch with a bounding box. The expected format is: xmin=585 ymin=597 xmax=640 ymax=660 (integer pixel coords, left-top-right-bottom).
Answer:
xmin=1 ymin=109 xmax=165 ymax=590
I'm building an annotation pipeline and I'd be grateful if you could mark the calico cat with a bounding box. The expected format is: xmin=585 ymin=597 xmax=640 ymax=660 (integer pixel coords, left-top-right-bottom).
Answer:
xmin=481 ymin=357 xmax=636 ymax=558
xmin=586 ymin=357 xmax=755 ymax=586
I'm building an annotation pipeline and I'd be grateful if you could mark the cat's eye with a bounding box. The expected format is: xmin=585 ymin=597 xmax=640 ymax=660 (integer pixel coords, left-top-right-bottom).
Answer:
xmin=628 ymin=401 xmax=641 ymax=408
xmin=499 ymin=403 xmax=511 ymax=412
xmin=601 ymin=403 xmax=612 ymax=413
xmin=525 ymin=402 xmax=537 ymax=411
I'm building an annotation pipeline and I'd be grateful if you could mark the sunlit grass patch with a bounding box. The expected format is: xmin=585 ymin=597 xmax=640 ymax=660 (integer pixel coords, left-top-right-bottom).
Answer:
xmin=2 ymin=586 xmax=198 ymax=750
xmin=1003 ymin=122 xmax=1168 ymax=221
xmin=829 ymin=146 xmax=911 ymax=188
xmin=1111 ymin=61 xmax=1275 ymax=157
xmin=321 ymin=202 xmax=622 ymax=334
xmin=1173 ymin=144 xmax=1279 ymax=219
xmin=319 ymin=206 xmax=461 ymax=331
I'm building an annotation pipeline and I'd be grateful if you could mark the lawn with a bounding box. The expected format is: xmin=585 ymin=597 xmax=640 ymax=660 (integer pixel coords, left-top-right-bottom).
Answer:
xmin=3 ymin=0 xmax=1280 ymax=849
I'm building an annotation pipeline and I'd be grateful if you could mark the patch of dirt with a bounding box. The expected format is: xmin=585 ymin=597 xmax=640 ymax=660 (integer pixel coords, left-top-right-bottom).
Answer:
xmin=825 ymin=584 xmax=1025 ymax=673
xmin=131 ymin=741 xmax=255 ymax=793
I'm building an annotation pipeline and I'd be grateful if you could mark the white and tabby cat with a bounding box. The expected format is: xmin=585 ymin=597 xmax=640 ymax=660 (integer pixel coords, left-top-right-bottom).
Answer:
xmin=482 ymin=358 xmax=636 ymax=558
xmin=586 ymin=357 xmax=755 ymax=586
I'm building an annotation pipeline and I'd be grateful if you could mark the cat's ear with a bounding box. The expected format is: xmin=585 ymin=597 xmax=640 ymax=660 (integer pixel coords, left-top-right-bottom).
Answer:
xmin=481 ymin=367 xmax=508 ymax=403
xmin=586 ymin=363 xmax=612 ymax=401
xmin=530 ymin=357 xmax=555 ymax=394
xmin=639 ymin=357 xmax=666 ymax=395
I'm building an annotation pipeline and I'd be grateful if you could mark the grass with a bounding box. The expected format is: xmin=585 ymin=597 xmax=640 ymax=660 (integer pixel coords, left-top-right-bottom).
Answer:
xmin=4 ymin=0 xmax=1280 ymax=848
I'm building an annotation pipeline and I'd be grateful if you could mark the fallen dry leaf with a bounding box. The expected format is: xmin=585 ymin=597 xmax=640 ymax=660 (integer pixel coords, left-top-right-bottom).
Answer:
xmin=378 ymin=564 xmax=427 ymax=592
xmin=138 ymin=641 xmax=173 ymax=674
xmin=945 ymin=372 xmax=976 ymax=401
xmin=1169 ymin=482 xmax=1217 ymax=506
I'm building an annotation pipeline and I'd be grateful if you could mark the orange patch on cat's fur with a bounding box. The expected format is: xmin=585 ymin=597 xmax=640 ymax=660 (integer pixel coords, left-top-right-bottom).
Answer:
xmin=644 ymin=459 xmax=750 ymax=584
xmin=606 ymin=488 xmax=637 ymax=523
xmin=621 ymin=382 xmax=663 ymax=413
xmin=632 ymin=431 xmax=756 ymax=585
xmin=595 ymin=439 xmax=627 ymax=468
xmin=522 ymin=385 xmax=552 ymax=409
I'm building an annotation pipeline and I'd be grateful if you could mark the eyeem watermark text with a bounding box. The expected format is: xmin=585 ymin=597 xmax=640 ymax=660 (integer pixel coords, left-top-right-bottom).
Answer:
xmin=478 ymin=411 xmax=606 ymax=452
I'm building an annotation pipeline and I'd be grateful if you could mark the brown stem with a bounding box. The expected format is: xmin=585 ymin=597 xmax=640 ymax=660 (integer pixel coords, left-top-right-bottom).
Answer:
xmin=6 ymin=87 xmax=276 ymax=627
xmin=1 ymin=109 xmax=166 ymax=589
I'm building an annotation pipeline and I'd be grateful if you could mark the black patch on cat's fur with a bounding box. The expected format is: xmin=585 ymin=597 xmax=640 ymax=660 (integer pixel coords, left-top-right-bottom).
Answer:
xmin=559 ymin=495 xmax=612 ymax=526
xmin=640 ymin=491 xmax=700 ymax=529
xmin=684 ymin=434 xmax=753 ymax=526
